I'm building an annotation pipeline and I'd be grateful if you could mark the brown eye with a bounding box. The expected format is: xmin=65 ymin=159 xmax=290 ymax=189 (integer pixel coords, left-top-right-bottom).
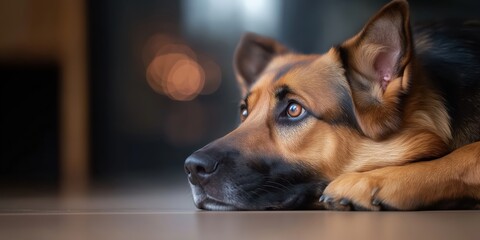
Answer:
xmin=287 ymin=102 xmax=303 ymax=118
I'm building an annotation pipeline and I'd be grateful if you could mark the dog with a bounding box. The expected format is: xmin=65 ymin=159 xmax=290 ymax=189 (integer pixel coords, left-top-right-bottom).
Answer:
xmin=184 ymin=0 xmax=480 ymax=211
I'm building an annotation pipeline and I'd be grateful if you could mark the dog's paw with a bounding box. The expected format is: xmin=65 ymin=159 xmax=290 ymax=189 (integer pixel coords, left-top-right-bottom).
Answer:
xmin=319 ymin=172 xmax=399 ymax=211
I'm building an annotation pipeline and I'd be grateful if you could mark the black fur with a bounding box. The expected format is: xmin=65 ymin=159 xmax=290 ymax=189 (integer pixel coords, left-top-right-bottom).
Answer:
xmin=331 ymin=85 xmax=361 ymax=129
xmin=414 ymin=20 xmax=480 ymax=149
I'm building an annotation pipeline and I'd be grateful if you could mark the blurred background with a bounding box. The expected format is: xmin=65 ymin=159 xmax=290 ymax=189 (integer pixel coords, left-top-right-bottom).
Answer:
xmin=1 ymin=0 xmax=479 ymax=210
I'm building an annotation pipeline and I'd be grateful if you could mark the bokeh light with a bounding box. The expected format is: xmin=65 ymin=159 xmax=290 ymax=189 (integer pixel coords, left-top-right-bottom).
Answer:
xmin=146 ymin=53 xmax=190 ymax=95
xmin=166 ymin=59 xmax=205 ymax=101
xmin=144 ymin=33 xmax=222 ymax=101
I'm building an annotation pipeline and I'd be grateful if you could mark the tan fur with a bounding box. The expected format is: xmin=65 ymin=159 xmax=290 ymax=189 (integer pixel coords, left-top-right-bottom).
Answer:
xmin=324 ymin=142 xmax=480 ymax=210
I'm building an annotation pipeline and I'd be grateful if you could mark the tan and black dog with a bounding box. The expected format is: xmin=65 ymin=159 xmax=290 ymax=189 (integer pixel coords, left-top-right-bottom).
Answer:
xmin=185 ymin=0 xmax=480 ymax=210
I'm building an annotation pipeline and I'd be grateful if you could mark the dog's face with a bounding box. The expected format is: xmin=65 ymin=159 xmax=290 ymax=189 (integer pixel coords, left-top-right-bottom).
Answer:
xmin=185 ymin=0 xmax=420 ymax=210
xmin=186 ymin=52 xmax=355 ymax=210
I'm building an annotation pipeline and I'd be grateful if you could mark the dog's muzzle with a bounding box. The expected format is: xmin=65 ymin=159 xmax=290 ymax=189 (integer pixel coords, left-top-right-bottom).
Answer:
xmin=184 ymin=143 xmax=327 ymax=210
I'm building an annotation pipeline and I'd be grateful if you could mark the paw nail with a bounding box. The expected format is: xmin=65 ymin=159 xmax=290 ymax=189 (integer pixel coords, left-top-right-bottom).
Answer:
xmin=324 ymin=196 xmax=334 ymax=203
xmin=319 ymin=195 xmax=325 ymax=202
xmin=339 ymin=198 xmax=350 ymax=206
xmin=372 ymin=199 xmax=381 ymax=206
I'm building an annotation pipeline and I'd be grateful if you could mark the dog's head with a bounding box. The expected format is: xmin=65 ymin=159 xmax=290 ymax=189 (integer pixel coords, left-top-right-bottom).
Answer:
xmin=185 ymin=0 xmax=433 ymax=210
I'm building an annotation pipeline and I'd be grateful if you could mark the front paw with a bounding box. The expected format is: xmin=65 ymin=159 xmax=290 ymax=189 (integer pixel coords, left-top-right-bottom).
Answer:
xmin=319 ymin=172 xmax=398 ymax=211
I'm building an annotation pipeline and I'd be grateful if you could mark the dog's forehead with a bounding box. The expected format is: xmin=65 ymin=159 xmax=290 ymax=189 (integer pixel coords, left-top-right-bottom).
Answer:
xmin=264 ymin=54 xmax=317 ymax=82
xmin=251 ymin=50 xmax=346 ymax=100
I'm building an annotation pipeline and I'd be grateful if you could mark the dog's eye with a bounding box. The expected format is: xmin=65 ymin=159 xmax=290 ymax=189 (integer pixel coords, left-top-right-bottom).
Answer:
xmin=241 ymin=109 xmax=248 ymax=118
xmin=240 ymin=105 xmax=248 ymax=120
xmin=286 ymin=102 xmax=304 ymax=118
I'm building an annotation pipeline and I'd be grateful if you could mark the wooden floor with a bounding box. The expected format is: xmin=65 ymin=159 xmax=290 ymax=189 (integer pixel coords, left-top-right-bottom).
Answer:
xmin=1 ymin=180 xmax=479 ymax=240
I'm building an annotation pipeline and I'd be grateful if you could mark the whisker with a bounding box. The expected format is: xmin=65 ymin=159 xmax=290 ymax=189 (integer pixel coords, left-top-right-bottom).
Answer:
xmin=265 ymin=180 xmax=291 ymax=192
xmin=232 ymin=184 xmax=255 ymax=201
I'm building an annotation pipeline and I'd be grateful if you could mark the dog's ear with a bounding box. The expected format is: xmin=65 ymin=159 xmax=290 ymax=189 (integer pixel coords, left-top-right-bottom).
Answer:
xmin=234 ymin=33 xmax=289 ymax=95
xmin=340 ymin=0 xmax=413 ymax=139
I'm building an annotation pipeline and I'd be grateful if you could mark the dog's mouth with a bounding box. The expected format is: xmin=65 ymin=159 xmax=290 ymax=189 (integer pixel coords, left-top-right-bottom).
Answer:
xmin=197 ymin=197 xmax=238 ymax=211
xmin=190 ymin=185 xmax=238 ymax=210
xmin=189 ymin=179 xmax=326 ymax=211
xmin=197 ymin=196 xmax=302 ymax=211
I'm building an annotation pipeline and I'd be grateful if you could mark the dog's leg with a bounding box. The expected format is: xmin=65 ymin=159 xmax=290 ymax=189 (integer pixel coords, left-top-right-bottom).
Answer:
xmin=320 ymin=141 xmax=480 ymax=211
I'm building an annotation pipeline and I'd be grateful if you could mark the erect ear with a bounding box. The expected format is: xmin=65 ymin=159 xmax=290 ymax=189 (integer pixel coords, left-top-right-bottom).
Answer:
xmin=234 ymin=33 xmax=289 ymax=95
xmin=340 ymin=0 xmax=413 ymax=139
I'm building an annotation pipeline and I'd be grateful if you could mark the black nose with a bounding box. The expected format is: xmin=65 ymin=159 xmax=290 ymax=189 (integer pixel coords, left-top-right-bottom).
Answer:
xmin=184 ymin=152 xmax=219 ymax=185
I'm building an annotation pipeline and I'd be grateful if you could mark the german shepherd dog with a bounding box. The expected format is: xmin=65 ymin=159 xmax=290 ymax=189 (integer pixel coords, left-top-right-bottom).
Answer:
xmin=184 ymin=0 xmax=480 ymax=210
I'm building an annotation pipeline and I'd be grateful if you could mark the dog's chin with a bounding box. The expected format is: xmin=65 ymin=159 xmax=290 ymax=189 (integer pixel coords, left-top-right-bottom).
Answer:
xmin=194 ymin=194 xmax=303 ymax=211
xmin=190 ymin=185 xmax=238 ymax=210
xmin=195 ymin=197 xmax=239 ymax=211
xmin=190 ymin=184 xmax=320 ymax=211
